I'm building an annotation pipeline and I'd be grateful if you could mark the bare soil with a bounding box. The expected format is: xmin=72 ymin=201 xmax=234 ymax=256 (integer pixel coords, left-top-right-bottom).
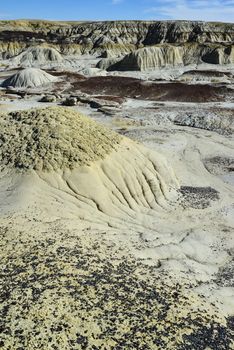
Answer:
xmin=67 ymin=76 xmax=233 ymax=102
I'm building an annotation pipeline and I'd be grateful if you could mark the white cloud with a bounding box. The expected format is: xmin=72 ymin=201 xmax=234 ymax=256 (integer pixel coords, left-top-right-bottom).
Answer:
xmin=144 ymin=0 xmax=234 ymax=22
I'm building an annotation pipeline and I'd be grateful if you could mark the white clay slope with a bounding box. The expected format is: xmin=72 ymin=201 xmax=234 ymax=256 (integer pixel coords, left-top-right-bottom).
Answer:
xmin=0 ymin=107 xmax=179 ymax=222
xmin=1 ymin=68 xmax=57 ymax=88
xmin=11 ymin=46 xmax=63 ymax=67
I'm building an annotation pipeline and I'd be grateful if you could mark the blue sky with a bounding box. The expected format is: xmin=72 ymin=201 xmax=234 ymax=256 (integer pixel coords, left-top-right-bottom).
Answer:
xmin=0 ymin=0 xmax=234 ymax=22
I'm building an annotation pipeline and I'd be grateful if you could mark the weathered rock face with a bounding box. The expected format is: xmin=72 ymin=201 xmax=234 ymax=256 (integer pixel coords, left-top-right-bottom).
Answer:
xmin=0 ymin=20 xmax=233 ymax=59
xmin=109 ymin=45 xmax=184 ymax=71
xmin=142 ymin=21 xmax=234 ymax=45
xmin=202 ymin=45 xmax=234 ymax=65
xmin=96 ymin=57 xmax=121 ymax=70
xmin=109 ymin=43 xmax=234 ymax=71
xmin=10 ymin=46 xmax=63 ymax=67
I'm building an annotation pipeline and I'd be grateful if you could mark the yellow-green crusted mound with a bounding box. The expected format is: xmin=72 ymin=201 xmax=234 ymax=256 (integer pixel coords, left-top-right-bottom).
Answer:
xmin=0 ymin=107 xmax=121 ymax=171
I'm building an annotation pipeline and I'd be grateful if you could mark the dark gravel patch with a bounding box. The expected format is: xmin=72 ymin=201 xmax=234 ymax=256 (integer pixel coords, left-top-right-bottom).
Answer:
xmin=179 ymin=186 xmax=220 ymax=209
xmin=0 ymin=224 xmax=233 ymax=350
xmin=204 ymin=157 xmax=234 ymax=176
xmin=216 ymin=254 xmax=234 ymax=287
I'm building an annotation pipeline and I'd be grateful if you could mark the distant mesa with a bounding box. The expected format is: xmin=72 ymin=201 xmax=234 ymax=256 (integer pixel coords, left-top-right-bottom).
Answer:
xmin=1 ymin=68 xmax=58 ymax=88
xmin=0 ymin=20 xmax=234 ymax=70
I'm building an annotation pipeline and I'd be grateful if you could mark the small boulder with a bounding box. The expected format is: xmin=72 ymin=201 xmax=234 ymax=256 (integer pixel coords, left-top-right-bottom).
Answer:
xmin=62 ymin=97 xmax=78 ymax=106
xmin=40 ymin=95 xmax=57 ymax=103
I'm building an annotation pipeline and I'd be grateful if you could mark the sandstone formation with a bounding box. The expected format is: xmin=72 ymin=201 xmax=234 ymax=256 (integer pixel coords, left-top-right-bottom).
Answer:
xmin=96 ymin=57 xmax=121 ymax=70
xmin=202 ymin=44 xmax=234 ymax=65
xmin=109 ymin=45 xmax=184 ymax=71
xmin=0 ymin=20 xmax=233 ymax=64
xmin=108 ymin=43 xmax=234 ymax=71
xmin=10 ymin=46 xmax=63 ymax=67
xmin=0 ymin=107 xmax=179 ymax=215
xmin=1 ymin=68 xmax=57 ymax=88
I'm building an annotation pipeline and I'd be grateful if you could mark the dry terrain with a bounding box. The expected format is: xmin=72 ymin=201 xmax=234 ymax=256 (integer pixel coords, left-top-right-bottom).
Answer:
xmin=0 ymin=19 xmax=234 ymax=350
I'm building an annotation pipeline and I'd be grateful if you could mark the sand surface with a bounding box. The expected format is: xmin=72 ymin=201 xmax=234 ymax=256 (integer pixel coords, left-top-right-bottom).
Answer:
xmin=0 ymin=57 xmax=234 ymax=348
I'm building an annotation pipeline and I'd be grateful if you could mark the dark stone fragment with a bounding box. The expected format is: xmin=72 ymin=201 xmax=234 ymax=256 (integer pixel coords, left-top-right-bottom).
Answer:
xmin=227 ymin=316 xmax=234 ymax=330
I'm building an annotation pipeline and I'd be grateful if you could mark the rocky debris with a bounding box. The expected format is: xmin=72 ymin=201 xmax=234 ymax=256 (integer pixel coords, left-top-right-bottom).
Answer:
xmin=204 ymin=157 xmax=234 ymax=175
xmin=1 ymin=226 xmax=233 ymax=349
xmin=227 ymin=317 xmax=234 ymax=331
xmin=89 ymin=98 xmax=120 ymax=109
xmin=0 ymin=91 xmax=21 ymax=100
xmin=97 ymin=106 xmax=122 ymax=115
xmin=92 ymin=94 xmax=125 ymax=104
xmin=62 ymin=96 xmax=78 ymax=106
xmin=40 ymin=94 xmax=57 ymax=102
xmin=179 ymin=70 xmax=233 ymax=83
xmin=1 ymin=68 xmax=57 ymax=88
xmin=179 ymin=186 xmax=220 ymax=209
xmin=1 ymin=88 xmax=28 ymax=99
xmin=174 ymin=110 xmax=234 ymax=134
xmin=61 ymin=94 xmax=91 ymax=106
xmin=63 ymin=92 xmax=123 ymax=110
xmin=82 ymin=67 xmax=107 ymax=77
xmin=216 ymin=255 xmax=234 ymax=287
xmin=88 ymin=99 xmax=104 ymax=109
